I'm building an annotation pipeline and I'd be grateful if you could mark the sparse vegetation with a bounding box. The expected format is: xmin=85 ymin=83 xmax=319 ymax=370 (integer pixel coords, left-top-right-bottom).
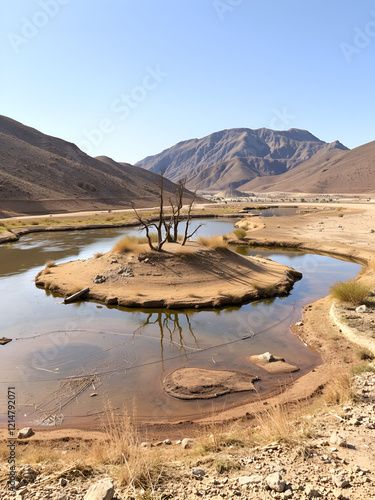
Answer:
xmin=329 ymin=279 xmax=371 ymax=305
xmin=352 ymin=363 xmax=375 ymax=374
xmin=197 ymin=236 xmax=228 ymax=250
xmin=233 ymin=228 xmax=247 ymax=239
xmin=112 ymin=236 xmax=141 ymax=254
xmin=94 ymin=252 xmax=104 ymax=259
xmin=45 ymin=260 xmax=56 ymax=268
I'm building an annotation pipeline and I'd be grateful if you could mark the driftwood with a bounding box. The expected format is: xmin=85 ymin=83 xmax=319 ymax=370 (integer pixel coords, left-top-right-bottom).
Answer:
xmin=64 ymin=287 xmax=90 ymax=304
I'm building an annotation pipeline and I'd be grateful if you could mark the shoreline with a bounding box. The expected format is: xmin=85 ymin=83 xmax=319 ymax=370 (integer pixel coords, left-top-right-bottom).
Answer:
xmin=1 ymin=203 xmax=375 ymax=434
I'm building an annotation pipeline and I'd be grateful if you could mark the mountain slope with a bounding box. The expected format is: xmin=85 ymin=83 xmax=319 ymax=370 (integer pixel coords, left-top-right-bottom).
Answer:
xmin=136 ymin=128 xmax=348 ymax=191
xmin=0 ymin=115 xmax=181 ymax=215
xmin=243 ymin=140 xmax=375 ymax=194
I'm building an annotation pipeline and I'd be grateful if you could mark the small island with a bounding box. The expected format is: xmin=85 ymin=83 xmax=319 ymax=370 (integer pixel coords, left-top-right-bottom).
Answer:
xmin=35 ymin=236 xmax=302 ymax=309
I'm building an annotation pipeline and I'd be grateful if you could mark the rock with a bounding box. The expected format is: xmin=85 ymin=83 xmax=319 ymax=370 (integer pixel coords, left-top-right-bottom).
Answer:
xmin=266 ymin=472 xmax=285 ymax=493
xmin=17 ymin=428 xmax=34 ymax=439
xmin=192 ymin=468 xmax=205 ymax=477
xmin=84 ymin=478 xmax=114 ymax=500
xmin=140 ymin=442 xmax=148 ymax=448
xmin=248 ymin=474 xmax=264 ymax=484
xmin=356 ymin=305 xmax=371 ymax=313
xmin=163 ymin=439 xmax=171 ymax=445
xmin=60 ymin=478 xmax=68 ymax=487
xmin=90 ymin=393 xmax=98 ymax=397
xmin=284 ymin=489 xmax=293 ymax=498
xmin=295 ymin=321 xmax=303 ymax=327
xmin=305 ymin=485 xmax=322 ymax=497
xmin=138 ymin=254 xmax=148 ymax=262
xmin=330 ymin=431 xmax=347 ymax=447
xmin=93 ymin=275 xmax=106 ymax=284
xmin=259 ymin=352 xmax=275 ymax=362
xmin=333 ymin=475 xmax=350 ymax=488
xmin=176 ymin=440 xmax=182 ymax=445
xmin=0 ymin=337 xmax=12 ymax=345
xmin=163 ymin=367 xmax=258 ymax=400
xmin=238 ymin=476 xmax=252 ymax=486
xmin=181 ymin=438 xmax=194 ymax=449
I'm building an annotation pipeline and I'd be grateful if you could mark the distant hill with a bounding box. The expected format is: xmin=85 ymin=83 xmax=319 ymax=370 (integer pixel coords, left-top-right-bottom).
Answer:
xmin=0 ymin=115 xmax=184 ymax=215
xmin=136 ymin=128 xmax=348 ymax=191
xmin=243 ymin=140 xmax=375 ymax=194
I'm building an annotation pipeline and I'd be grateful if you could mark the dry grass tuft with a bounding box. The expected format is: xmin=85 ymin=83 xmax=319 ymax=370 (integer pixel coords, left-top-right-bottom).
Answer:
xmin=322 ymin=370 xmax=354 ymax=406
xmin=112 ymin=236 xmax=140 ymax=254
xmin=197 ymin=236 xmax=227 ymax=250
xmin=330 ymin=279 xmax=371 ymax=305
xmin=45 ymin=260 xmax=57 ymax=268
xmin=88 ymin=408 xmax=165 ymax=490
xmin=94 ymin=252 xmax=104 ymax=259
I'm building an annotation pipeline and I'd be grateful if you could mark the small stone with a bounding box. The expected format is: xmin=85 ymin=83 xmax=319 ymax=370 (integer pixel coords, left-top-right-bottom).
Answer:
xmin=238 ymin=476 xmax=252 ymax=486
xmin=90 ymin=393 xmax=98 ymax=397
xmin=17 ymin=428 xmax=34 ymax=439
xmin=284 ymin=490 xmax=293 ymax=498
xmin=356 ymin=305 xmax=371 ymax=313
xmin=192 ymin=468 xmax=205 ymax=477
xmin=333 ymin=475 xmax=350 ymax=488
xmin=140 ymin=442 xmax=148 ymax=448
xmin=176 ymin=440 xmax=182 ymax=445
xmin=330 ymin=431 xmax=347 ymax=448
xmin=259 ymin=352 xmax=275 ymax=362
xmin=305 ymin=485 xmax=322 ymax=497
xmin=60 ymin=478 xmax=68 ymax=487
xmin=181 ymin=438 xmax=194 ymax=449
xmin=84 ymin=478 xmax=114 ymax=500
xmin=163 ymin=439 xmax=172 ymax=445
xmin=295 ymin=321 xmax=303 ymax=327
xmin=266 ymin=472 xmax=285 ymax=493
xmin=248 ymin=474 xmax=263 ymax=484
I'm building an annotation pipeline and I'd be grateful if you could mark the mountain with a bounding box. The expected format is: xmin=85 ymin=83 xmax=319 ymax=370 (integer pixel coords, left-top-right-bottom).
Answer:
xmin=0 ymin=115 xmax=183 ymax=215
xmin=136 ymin=128 xmax=348 ymax=191
xmin=242 ymin=140 xmax=375 ymax=194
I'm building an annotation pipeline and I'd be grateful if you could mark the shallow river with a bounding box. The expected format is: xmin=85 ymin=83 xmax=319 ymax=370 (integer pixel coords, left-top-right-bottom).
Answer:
xmin=0 ymin=218 xmax=361 ymax=426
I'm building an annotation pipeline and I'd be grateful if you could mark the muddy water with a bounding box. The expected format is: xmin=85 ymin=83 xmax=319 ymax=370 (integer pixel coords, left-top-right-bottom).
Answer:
xmin=0 ymin=219 xmax=361 ymax=426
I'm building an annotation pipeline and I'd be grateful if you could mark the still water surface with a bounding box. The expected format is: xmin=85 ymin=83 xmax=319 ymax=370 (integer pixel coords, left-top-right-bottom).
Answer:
xmin=0 ymin=218 xmax=361 ymax=425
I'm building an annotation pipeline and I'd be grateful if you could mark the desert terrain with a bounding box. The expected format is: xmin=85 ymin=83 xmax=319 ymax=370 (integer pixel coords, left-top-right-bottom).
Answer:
xmin=1 ymin=201 xmax=375 ymax=499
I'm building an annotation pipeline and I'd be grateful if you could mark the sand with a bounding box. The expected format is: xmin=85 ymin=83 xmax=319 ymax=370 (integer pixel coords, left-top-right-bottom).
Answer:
xmin=34 ymin=240 xmax=302 ymax=309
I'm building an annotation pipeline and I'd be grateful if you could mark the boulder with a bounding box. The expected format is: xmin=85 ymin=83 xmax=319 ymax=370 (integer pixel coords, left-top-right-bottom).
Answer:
xmin=84 ymin=478 xmax=114 ymax=500
xmin=17 ymin=428 xmax=34 ymax=439
xmin=266 ymin=472 xmax=285 ymax=492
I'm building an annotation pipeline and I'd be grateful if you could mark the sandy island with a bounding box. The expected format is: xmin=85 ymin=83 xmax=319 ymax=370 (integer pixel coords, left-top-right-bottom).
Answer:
xmin=34 ymin=240 xmax=302 ymax=309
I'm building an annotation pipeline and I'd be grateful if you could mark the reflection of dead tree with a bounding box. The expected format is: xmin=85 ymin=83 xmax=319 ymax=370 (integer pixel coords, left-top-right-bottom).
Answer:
xmin=134 ymin=312 xmax=200 ymax=366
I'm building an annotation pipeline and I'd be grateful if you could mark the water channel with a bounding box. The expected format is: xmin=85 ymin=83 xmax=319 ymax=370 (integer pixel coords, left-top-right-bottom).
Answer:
xmin=0 ymin=217 xmax=361 ymax=426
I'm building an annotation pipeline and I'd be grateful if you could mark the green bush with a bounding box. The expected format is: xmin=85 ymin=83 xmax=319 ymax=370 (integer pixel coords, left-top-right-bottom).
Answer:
xmin=233 ymin=228 xmax=247 ymax=240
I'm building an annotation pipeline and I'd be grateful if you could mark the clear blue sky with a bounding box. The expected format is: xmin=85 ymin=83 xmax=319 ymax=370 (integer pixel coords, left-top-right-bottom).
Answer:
xmin=1 ymin=0 xmax=374 ymax=164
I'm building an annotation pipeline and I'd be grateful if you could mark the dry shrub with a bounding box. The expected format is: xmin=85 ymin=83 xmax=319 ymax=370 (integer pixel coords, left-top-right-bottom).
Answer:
xmin=329 ymin=279 xmax=371 ymax=305
xmin=249 ymin=402 xmax=314 ymax=447
xmin=112 ymin=236 xmax=139 ymax=253
xmin=197 ymin=236 xmax=227 ymax=250
xmin=89 ymin=408 xmax=165 ymax=490
xmin=322 ymin=370 xmax=354 ymax=406
xmin=94 ymin=252 xmax=104 ymax=259
xmin=137 ymin=233 xmax=158 ymax=244
xmin=45 ymin=260 xmax=57 ymax=268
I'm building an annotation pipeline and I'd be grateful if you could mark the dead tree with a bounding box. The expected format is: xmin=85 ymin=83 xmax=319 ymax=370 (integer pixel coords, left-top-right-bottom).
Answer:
xmin=168 ymin=179 xmax=186 ymax=242
xmin=131 ymin=171 xmax=171 ymax=251
xmin=182 ymin=192 xmax=203 ymax=245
